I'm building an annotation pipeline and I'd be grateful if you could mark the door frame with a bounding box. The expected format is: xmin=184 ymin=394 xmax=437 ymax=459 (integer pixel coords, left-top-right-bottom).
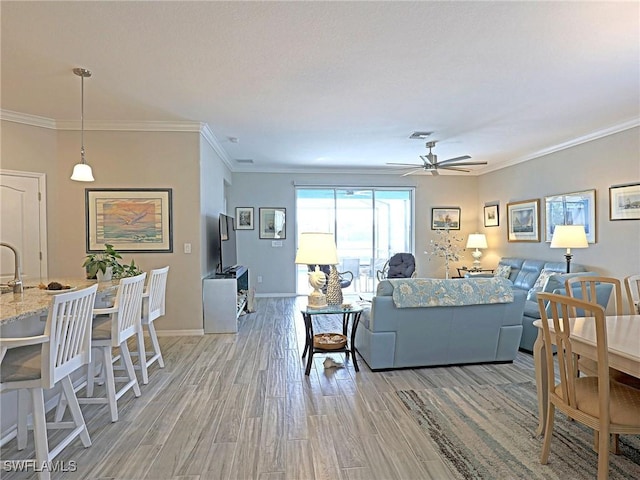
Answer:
xmin=0 ymin=169 xmax=48 ymax=279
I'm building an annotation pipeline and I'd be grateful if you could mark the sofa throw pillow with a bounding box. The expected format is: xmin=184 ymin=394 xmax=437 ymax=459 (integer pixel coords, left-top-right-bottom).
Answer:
xmin=494 ymin=264 xmax=511 ymax=279
xmin=527 ymin=268 xmax=555 ymax=301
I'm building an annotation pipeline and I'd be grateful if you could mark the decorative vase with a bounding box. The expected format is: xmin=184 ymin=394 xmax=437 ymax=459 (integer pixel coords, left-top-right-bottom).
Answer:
xmin=326 ymin=266 xmax=343 ymax=305
xmin=97 ymin=266 xmax=113 ymax=283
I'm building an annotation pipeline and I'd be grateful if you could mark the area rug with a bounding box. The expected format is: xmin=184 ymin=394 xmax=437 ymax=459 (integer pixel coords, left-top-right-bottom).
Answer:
xmin=397 ymin=382 xmax=640 ymax=479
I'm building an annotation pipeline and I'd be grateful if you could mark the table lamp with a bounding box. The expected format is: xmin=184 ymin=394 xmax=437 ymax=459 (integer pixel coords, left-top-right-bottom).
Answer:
xmin=466 ymin=233 xmax=488 ymax=269
xmin=295 ymin=232 xmax=339 ymax=309
xmin=550 ymin=225 xmax=588 ymax=273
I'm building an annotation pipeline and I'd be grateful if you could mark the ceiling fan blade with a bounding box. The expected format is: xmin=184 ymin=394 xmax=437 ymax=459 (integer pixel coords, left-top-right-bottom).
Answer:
xmin=387 ymin=162 xmax=423 ymax=167
xmin=439 ymin=166 xmax=471 ymax=172
xmin=430 ymin=169 xmax=439 ymax=176
xmin=401 ymin=168 xmax=425 ymax=177
xmin=436 ymin=155 xmax=472 ymax=166
xmin=439 ymin=161 xmax=488 ymax=167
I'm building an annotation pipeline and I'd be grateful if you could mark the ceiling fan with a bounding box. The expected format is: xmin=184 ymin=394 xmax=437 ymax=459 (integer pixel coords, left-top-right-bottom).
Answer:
xmin=387 ymin=141 xmax=487 ymax=176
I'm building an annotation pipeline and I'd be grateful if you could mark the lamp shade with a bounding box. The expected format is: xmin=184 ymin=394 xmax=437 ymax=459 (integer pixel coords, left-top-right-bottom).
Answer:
xmin=466 ymin=233 xmax=488 ymax=249
xmin=295 ymin=232 xmax=339 ymax=265
xmin=550 ymin=225 xmax=588 ymax=249
xmin=70 ymin=163 xmax=95 ymax=182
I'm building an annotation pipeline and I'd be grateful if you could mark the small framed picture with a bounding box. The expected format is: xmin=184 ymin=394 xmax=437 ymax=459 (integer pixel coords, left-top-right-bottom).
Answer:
xmin=544 ymin=189 xmax=596 ymax=243
xmin=484 ymin=204 xmax=499 ymax=227
xmin=609 ymin=183 xmax=640 ymax=221
xmin=507 ymin=199 xmax=540 ymax=242
xmin=259 ymin=207 xmax=286 ymax=239
xmin=431 ymin=207 xmax=461 ymax=230
xmin=235 ymin=207 xmax=254 ymax=230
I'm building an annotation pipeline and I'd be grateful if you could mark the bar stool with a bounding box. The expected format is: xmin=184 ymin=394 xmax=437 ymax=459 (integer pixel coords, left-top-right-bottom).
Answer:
xmin=80 ymin=273 xmax=146 ymax=422
xmin=134 ymin=266 xmax=169 ymax=384
xmin=0 ymin=284 xmax=98 ymax=480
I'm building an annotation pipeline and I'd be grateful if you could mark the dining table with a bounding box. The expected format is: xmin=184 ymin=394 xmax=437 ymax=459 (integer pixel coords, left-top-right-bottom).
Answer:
xmin=533 ymin=314 xmax=640 ymax=436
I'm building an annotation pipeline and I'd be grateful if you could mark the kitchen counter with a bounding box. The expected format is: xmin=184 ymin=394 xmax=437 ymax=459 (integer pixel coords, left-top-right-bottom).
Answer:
xmin=0 ymin=278 xmax=117 ymax=326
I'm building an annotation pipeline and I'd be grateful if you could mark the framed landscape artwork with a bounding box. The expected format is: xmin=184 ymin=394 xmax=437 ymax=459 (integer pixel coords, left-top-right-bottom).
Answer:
xmin=609 ymin=183 xmax=640 ymax=221
xmin=484 ymin=204 xmax=499 ymax=227
xmin=86 ymin=188 xmax=173 ymax=253
xmin=431 ymin=207 xmax=461 ymax=230
xmin=259 ymin=207 xmax=286 ymax=239
xmin=544 ymin=189 xmax=596 ymax=243
xmin=235 ymin=207 xmax=254 ymax=230
xmin=506 ymin=199 xmax=540 ymax=242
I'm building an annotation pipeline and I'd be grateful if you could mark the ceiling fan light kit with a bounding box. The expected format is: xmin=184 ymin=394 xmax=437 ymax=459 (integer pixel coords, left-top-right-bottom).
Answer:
xmin=388 ymin=139 xmax=487 ymax=176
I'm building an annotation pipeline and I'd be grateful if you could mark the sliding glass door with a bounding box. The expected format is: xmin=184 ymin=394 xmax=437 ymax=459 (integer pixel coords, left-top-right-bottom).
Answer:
xmin=296 ymin=187 xmax=414 ymax=294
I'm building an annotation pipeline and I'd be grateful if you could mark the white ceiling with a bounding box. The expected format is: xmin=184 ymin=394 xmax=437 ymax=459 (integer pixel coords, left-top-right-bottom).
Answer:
xmin=1 ymin=1 xmax=639 ymax=175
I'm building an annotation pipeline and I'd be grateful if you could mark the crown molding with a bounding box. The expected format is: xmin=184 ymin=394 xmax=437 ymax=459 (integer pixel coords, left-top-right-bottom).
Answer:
xmin=0 ymin=110 xmax=57 ymax=129
xmin=479 ymin=117 xmax=640 ymax=175
xmin=3 ymin=109 xmax=637 ymax=176
xmin=200 ymin=123 xmax=233 ymax=170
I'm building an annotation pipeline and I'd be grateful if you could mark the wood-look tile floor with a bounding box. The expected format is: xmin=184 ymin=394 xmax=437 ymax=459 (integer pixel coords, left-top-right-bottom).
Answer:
xmin=1 ymin=296 xmax=536 ymax=480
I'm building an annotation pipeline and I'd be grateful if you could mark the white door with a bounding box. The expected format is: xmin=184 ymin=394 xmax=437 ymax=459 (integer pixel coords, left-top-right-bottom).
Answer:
xmin=0 ymin=170 xmax=48 ymax=283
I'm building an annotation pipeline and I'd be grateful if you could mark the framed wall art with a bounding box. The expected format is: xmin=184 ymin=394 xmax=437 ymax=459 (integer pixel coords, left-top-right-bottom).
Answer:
xmin=235 ymin=207 xmax=254 ymax=230
xmin=86 ymin=188 xmax=173 ymax=253
xmin=484 ymin=204 xmax=499 ymax=227
xmin=259 ymin=207 xmax=286 ymax=239
xmin=544 ymin=189 xmax=596 ymax=243
xmin=609 ymin=182 xmax=640 ymax=220
xmin=506 ymin=199 xmax=540 ymax=242
xmin=431 ymin=207 xmax=461 ymax=230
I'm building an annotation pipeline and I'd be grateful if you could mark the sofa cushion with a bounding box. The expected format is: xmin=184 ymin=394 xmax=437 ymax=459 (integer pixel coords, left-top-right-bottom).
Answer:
xmin=544 ymin=271 xmax=596 ymax=294
xmin=526 ymin=268 xmax=556 ymax=301
xmin=494 ymin=264 xmax=512 ymax=279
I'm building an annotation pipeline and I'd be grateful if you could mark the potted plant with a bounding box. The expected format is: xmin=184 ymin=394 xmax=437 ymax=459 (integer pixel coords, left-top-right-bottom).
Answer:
xmin=83 ymin=244 xmax=123 ymax=281
xmin=112 ymin=259 xmax=144 ymax=279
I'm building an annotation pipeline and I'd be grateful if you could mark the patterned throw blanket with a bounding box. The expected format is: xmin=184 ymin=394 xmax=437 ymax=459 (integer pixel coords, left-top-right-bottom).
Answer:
xmin=388 ymin=277 xmax=514 ymax=308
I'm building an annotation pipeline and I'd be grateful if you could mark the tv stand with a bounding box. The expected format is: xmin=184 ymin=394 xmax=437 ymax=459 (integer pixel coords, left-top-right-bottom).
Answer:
xmin=203 ymin=266 xmax=249 ymax=333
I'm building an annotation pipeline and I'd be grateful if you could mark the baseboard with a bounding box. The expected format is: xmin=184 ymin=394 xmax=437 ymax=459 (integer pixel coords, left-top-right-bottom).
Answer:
xmin=255 ymin=293 xmax=297 ymax=298
xmin=156 ymin=329 xmax=204 ymax=336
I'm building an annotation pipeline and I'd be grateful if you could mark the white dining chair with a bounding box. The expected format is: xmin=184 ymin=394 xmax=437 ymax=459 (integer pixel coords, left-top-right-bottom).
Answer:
xmin=80 ymin=273 xmax=146 ymax=422
xmin=624 ymin=274 xmax=640 ymax=314
xmin=0 ymin=284 xmax=98 ymax=480
xmin=134 ymin=266 xmax=169 ymax=384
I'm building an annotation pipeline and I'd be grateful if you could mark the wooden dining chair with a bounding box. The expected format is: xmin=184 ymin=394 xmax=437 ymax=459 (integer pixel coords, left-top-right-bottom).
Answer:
xmin=624 ymin=274 xmax=640 ymax=315
xmin=0 ymin=284 xmax=98 ymax=480
xmin=536 ymin=292 xmax=640 ymax=480
xmin=563 ymin=276 xmax=640 ymax=389
xmin=134 ymin=266 xmax=169 ymax=384
xmin=80 ymin=273 xmax=146 ymax=422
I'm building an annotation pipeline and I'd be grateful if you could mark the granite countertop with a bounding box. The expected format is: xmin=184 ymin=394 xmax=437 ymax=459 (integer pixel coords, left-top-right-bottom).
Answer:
xmin=0 ymin=278 xmax=118 ymax=326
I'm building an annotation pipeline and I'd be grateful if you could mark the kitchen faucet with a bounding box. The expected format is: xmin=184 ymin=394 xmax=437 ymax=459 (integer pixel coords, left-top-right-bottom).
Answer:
xmin=0 ymin=242 xmax=23 ymax=293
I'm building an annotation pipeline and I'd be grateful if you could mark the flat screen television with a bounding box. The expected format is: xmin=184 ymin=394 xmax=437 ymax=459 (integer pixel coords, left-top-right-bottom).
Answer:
xmin=218 ymin=213 xmax=238 ymax=274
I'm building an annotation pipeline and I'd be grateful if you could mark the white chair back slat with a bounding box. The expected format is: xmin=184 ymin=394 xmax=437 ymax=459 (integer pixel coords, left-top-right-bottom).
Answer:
xmin=144 ymin=266 xmax=169 ymax=324
xmin=111 ymin=273 xmax=146 ymax=346
xmin=44 ymin=284 xmax=98 ymax=388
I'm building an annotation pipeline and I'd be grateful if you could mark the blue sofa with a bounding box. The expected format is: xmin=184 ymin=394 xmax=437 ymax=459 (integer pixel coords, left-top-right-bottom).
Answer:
xmin=355 ymin=277 xmax=526 ymax=371
xmin=487 ymin=258 xmax=602 ymax=352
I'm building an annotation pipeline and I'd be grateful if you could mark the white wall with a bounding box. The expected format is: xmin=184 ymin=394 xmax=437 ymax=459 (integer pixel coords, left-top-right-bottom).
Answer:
xmin=228 ymin=172 xmax=479 ymax=294
xmin=477 ymin=127 xmax=640 ymax=278
xmin=1 ymin=120 xmax=212 ymax=333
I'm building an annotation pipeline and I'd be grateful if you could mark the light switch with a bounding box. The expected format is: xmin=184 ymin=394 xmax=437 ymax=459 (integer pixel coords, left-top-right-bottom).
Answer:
xmin=184 ymin=243 xmax=192 ymax=254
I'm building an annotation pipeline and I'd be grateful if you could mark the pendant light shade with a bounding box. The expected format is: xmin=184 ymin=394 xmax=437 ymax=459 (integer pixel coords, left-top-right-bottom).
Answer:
xmin=70 ymin=67 xmax=95 ymax=182
xmin=70 ymin=162 xmax=94 ymax=182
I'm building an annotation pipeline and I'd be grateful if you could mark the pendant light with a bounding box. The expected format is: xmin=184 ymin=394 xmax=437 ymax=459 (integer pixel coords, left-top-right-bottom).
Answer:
xmin=70 ymin=67 xmax=95 ymax=182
